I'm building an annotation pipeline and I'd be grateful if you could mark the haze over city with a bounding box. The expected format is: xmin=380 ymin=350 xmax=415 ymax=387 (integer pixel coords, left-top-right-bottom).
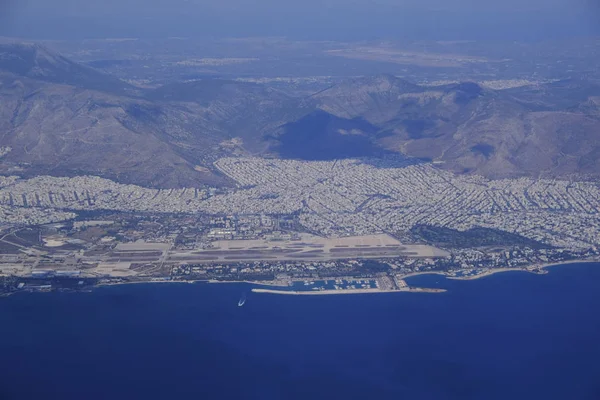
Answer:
xmin=2 ymin=0 xmax=599 ymax=40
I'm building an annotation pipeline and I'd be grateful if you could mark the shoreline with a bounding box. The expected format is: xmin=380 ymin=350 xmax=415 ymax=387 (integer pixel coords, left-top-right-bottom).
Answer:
xmin=397 ymin=259 xmax=600 ymax=282
xmin=94 ymin=277 xmax=289 ymax=289
xmin=449 ymin=259 xmax=600 ymax=280
xmin=538 ymin=259 xmax=600 ymax=270
xmin=206 ymin=279 xmax=289 ymax=288
xmin=3 ymin=258 xmax=598 ymax=297
xmin=251 ymin=287 xmax=446 ymax=296
xmin=446 ymin=268 xmax=542 ymax=281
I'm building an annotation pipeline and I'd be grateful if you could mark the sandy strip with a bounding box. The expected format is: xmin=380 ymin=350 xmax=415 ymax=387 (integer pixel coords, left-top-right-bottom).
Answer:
xmin=207 ymin=279 xmax=289 ymax=287
xmin=449 ymin=259 xmax=600 ymax=281
xmin=446 ymin=268 xmax=538 ymax=280
xmin=251 ymin=287 xmax=445 ymax=295
xmin=538 ymin=259 xmax=600 ymax=270
xmin=35 ymin=259 xmax=600 ymax=293
xmin=397 ymin=259 xmax=600 ymax=282
xmin=96 ymin=279 xmax=193 ymax=288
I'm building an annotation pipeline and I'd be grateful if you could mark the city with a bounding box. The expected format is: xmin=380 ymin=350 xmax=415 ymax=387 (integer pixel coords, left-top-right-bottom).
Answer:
xmin=1 ymin=157 xmax=599 ymax=296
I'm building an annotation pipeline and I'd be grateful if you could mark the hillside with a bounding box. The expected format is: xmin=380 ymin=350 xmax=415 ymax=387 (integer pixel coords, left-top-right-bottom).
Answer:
xmin=305 ymin=77 xmax=600 ymax=180
xmin=0 ymin=42 xmax=137 ymax=96
xmin=0 ymin=43 xmax=301 ymax=187
xmin=1 ymin=42 xmax=599 ymax=188
xmin=0 ymin=73 xmax=233 ymax=187
xmin=145 ymin=79 xmax=308 ymax=153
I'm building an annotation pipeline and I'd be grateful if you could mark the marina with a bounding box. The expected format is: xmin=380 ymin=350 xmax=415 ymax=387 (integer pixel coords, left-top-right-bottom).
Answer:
xmin=293 ymin=278 xmax=379 ymax=292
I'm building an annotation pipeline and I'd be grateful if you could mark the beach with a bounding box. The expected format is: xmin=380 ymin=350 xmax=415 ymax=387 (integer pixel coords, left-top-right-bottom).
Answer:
xmin=395 ymin=258 xmax=600 ymax=282
xmin=251 ymin=287 xmax=446 ymax=295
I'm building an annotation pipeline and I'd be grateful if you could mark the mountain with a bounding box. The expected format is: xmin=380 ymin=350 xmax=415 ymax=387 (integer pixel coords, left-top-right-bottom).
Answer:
xmin=0 ymin=44 xmax=304 ymax=187
xmin=307 ymin=77 xmax=600 ymax=180
xmin=311 ymin=74 xmax=424 ymax=125
xmin=0 ymin=73 xmax=233 ymax=187
xmin=1 ymin=41 xmax=599 ymax=188
xmin=145 ymin=79 xmax=308 ymax=154
xmin=0 ymin=43 xmax=237 ymax=187
xmin=271 ymin=110 xmax=385 ymax=160
xmin=0 ymin=42 xmax=137 ymax=96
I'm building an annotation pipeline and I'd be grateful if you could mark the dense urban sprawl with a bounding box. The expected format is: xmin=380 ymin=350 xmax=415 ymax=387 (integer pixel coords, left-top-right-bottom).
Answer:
xmin=1 ymin=158 xmax=599 ymax=250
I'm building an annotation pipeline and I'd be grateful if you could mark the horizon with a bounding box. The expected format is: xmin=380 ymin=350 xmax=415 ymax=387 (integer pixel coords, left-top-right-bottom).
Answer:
xmin=1 ymin=0 xmax=599 ymax=41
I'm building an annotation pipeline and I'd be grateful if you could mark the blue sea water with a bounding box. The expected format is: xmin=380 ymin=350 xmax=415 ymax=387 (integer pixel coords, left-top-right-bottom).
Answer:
xmin=1 ymin=263 xmax=600 ymax=400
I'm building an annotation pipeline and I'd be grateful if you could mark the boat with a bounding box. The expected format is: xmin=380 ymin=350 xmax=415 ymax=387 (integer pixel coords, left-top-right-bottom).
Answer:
xmin=238 ymin=293 xmax=247 ymax=307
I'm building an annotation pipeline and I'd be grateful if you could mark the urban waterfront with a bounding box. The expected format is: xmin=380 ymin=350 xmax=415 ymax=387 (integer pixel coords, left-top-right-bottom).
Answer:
xmin=0 ymin=263 xmax=599 ymax=400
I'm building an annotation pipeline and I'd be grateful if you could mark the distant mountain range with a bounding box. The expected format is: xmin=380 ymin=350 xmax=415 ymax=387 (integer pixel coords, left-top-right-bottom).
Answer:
xmin=308 ymin=74 xmax=600 ymax=179
xmin=0 ymin=42 xmax=599 ymax=187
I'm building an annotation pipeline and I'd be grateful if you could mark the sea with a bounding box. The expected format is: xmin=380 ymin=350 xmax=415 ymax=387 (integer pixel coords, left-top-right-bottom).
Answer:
xmin=1 ymin=263 xmax=600 ymax=400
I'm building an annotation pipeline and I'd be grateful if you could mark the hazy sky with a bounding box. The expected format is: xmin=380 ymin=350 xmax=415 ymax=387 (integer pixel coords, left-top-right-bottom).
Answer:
xmin=1 ymin=0 xmax=599 ymax=40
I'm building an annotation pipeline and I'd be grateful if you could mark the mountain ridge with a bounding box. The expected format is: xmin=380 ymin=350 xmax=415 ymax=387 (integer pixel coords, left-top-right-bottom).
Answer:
xmin=0 ymin=42 xmax=138 ymax=96
xmin=0 ymin=42 xmax=599 ymax=188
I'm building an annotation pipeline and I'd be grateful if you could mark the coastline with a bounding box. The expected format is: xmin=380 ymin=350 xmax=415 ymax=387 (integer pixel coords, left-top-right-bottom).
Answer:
xmin=447 ymin=268 xmax=541 ymax=281
xmin=251 ymin=287 xmax=446 ymax=296
xmin=93 ymin=277 xmax=288 ymax=290
xmin=207 ymin=279 xmax=289 ymax=288
xmin=447 ymin=259 xmax=600 ymax=281
xmin=396 ymin=258 xmax=600 ymax=282
xmin=4 ymin=258 xmax=598 ymax=297
xmin=538 ymin=259 xmax=600 ymax=270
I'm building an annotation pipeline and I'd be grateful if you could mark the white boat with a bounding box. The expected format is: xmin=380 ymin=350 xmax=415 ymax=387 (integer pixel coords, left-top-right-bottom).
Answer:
xmin=238 ymin=293 xmax=246 ymax=307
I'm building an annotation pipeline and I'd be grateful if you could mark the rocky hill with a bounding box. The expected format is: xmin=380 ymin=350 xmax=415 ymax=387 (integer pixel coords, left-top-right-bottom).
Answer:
xmin=302 ymin=76 xmax=600 ymax=180
xmin=1 ymin=42 xmax=599 ymax=188
xmin=0 ymin=42 xmax=137 ymax=95
xmin=0 ymin=73 xmax=234 ymax=187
